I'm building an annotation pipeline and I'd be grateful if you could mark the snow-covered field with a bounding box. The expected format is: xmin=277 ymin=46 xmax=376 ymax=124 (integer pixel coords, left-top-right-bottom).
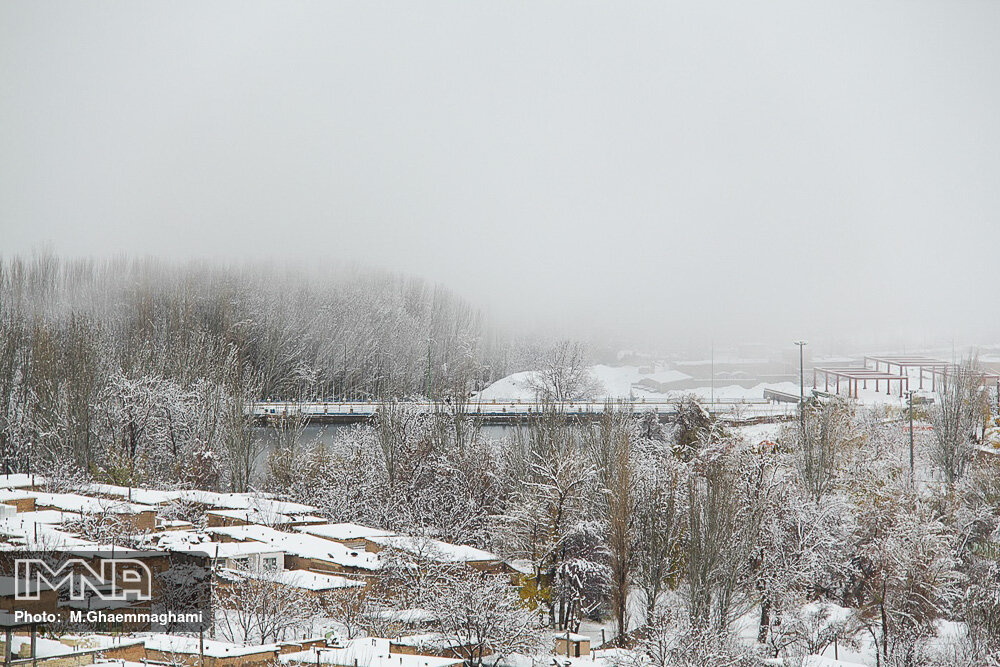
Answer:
xmin=476 ymin=364 xmax=795 ymax=403
xmin=476 ymin=363 xmax=936 ymax=415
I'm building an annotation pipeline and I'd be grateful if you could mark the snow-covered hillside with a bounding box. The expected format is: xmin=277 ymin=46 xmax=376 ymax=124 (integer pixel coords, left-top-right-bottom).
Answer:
xmin=475 ymin=365 xmax=691 ymax=401
xmin=475 ymin=364 xmax=801 ymax=403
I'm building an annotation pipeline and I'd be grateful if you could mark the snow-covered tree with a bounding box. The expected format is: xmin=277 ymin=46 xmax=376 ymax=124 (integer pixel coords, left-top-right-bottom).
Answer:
xmin=851 ymin=485 xmax=961 ymax=666
xmin=214 ymin=564 xmax=321 ymax=644
xmin=525 ymin=340 xmax=603 ymax=402
xmin=585 ymin=406 xmax=638 ymax=643
xmin=795 ymin=399 xmax=852 ymax=502
xmin=552 ymin=521 xmax=612 ymax=632
xmin=427 ymin=570 xmax=550 ymax=666
xmin=683 ymin=448 xmax=775 ymax=635
xmin=671 ymin=396 xmax=722 ymax=461
xmin=932 ymin=360 xmax=989 ymax=486
xmin=506 ymin=415 xmax=596 ymax=626
xmin=633 ymin=602 xmax=760 ymax=667
xmin=633 ymin=460 xmax=683 ymax=628
xmin=765 ymin=601 xmax=858 ymax=660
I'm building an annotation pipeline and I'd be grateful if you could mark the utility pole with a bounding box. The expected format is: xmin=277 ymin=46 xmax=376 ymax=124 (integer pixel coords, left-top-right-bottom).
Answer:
xmin=908 ymin=389 xmax=915 ymax=483
xmin=425 ymin=337 xmax=433 ymax=399
xmin=794 ymin=341 xmax=807 ymax=440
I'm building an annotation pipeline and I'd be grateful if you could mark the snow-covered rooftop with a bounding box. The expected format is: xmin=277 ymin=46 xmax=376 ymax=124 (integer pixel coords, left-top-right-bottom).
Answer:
xmin=95 ymin=661 xmax=150 ymax=667
xmin=26 ymin=491 xmax=154 ymax=515
xmin=178 ymin=490 xmax=317 ymax=515
xmin=11 ymin=509 xmax=84 ymax=525
xmin=366 ymin=534 xmax=498 ymax=563
xmin=0 ymin=474 xmax=46 ymax=489
xmin=507 ymin=559 xmax=534 ymax=576
xmin=219 ymin=566 xmax=365 ymax=591
xmin=0 ymin=575 xmax=54 ymax=597
xmin=280 ymin=638 xmax=462 ymax=667
xmin=0 ymin=516 xmax=96 ymax=549
xmin=392 ymin=634 xmax=469 ymax=650
xmin=61 ymin=635 xmax=147 ymax=651
xmin=87 ymin=484 xmax=185 ymax=505
xmin=64 ymin=545 xmax=163 ymax=558
xmin=206 ymin=524 xmax=381 ymax=570
xmin=0 ymin=489 xmax=33 ymax=502
xmin=207 ymin=508 xmax=326 ymax=525
xmin=144 ymin=530 xmax=283 ymax=558
xmin=5 ymin=635 xmax=122 ymax=658
xmin=296 ymin=522 xmax=397 ymax=541
xmin=142 ymin=634 xmax=280 ymax=658
xmin=87 ymin=485 xmax=318 ymax=515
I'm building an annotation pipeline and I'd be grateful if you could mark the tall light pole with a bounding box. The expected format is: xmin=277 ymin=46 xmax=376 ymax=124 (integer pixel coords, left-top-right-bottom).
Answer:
xmin=425 ymin=336 xmax=433 ymax=399
xmin=907 ymin=389 xmax=915 ymax=483
xmin=794 ymin=341 xmax=807 ymax=440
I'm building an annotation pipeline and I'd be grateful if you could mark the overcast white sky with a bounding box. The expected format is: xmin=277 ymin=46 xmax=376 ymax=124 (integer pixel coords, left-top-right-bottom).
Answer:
xmin=2 ymin=2 xmax=998 ymax=349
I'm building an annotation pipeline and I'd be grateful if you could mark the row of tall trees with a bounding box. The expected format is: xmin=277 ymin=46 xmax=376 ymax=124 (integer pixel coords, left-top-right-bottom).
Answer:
xmin=0 ymin=252 xmax=514 ymax=488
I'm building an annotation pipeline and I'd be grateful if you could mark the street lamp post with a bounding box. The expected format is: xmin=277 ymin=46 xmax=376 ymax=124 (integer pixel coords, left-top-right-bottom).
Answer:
xmin=908 ymin=389 xmax=915 ymax=483
xmin=794 ymin=341 xmax=807 ymax=440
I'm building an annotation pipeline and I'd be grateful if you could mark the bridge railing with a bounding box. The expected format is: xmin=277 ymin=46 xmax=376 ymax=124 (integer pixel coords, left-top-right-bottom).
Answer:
xmin=248 ymin=397 xmax=792 ymax=419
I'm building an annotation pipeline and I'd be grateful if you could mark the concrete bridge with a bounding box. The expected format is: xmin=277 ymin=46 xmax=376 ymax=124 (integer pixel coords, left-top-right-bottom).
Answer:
xmin=251 ymin=398 xmax=797 ymax=425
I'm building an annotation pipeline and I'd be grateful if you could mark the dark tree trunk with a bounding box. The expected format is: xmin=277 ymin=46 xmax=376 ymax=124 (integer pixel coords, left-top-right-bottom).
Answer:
xmin=757 ymin=596 xmax=770 ymax=644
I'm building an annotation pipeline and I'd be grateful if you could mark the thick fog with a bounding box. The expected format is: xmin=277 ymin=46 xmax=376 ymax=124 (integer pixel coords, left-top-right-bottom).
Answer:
xmin=2 ymin=1 xmax=998 ymax=350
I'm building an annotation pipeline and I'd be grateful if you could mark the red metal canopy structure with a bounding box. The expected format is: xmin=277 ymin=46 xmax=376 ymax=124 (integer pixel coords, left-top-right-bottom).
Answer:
xmin=926 ymin=364 xmax=1000 ymax=390
xmin=813 ymin=354 xmax=1000 ymax=401
xmin=864 ymin=355 xmax=951 ymax=390
xmin=813 ymin=366 xmax=909 ymax=398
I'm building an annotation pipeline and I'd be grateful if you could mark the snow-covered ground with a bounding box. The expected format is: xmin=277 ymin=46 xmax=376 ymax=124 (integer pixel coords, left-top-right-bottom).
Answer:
xmin=476 ymin=365 xmax=790 ymax=402
xmin=475 ymin=365 xmax=688 ymax=402
xmin=475 ymin=365 xmax=809 ymax=411
xmin=476 ymin=363 xmax=942 ymax=414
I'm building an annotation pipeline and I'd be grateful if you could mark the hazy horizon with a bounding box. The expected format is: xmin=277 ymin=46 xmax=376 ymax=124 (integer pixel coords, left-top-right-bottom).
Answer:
xmin=3 ymin=2 xmax=999 ymax=351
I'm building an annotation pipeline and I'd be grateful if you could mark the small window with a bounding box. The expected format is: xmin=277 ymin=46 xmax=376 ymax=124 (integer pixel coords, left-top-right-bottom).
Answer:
xmin=262 ymin=557 xmax=278 ymax=571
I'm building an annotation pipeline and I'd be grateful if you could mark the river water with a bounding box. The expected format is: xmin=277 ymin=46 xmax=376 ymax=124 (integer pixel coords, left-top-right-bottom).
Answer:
xmin=252 ymin=423 xmax=516 ymax=471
